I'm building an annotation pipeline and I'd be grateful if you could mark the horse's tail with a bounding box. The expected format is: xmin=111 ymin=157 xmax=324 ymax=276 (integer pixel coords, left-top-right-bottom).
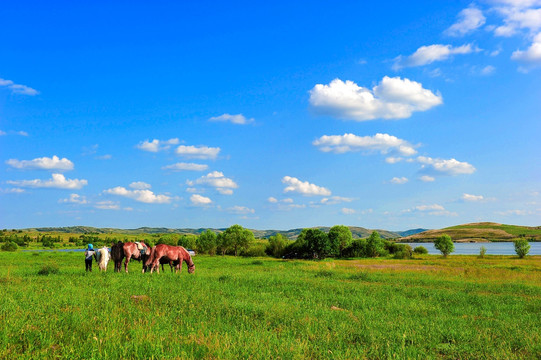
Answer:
xmin=111 ymin=241 xmax=124 ymax=261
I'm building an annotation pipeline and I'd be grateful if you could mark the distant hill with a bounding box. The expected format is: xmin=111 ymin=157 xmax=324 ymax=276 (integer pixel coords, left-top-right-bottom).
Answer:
xmin=400 ymin=222 xmax=541 ymax=242
xmin=395 ymin=228 xmax=428 ymax=237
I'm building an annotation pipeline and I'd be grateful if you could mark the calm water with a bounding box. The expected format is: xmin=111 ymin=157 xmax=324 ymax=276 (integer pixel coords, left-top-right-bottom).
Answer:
xmin=402 ymin=242 xmax=541 ymax=255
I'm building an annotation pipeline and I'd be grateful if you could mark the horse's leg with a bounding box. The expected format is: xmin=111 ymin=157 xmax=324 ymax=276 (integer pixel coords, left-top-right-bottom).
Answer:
xmin=124 ymin=255 xmax=131 ymax=273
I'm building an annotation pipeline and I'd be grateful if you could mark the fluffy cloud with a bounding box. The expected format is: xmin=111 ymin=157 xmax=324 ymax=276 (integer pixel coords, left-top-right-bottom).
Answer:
xmin=227 ymin=205 xmax=255 ymax=214
xmin=462 ymin=193 xmax=485 ymax=202
xmin=136 ymin=138 xmax=179 ymax=152
xmin=129 ymin=181 xmax=151 ymax=190
xmin=445 ymin=6 xmax=486 ymax=36
xmin=6 ymin=155 xmax=74 ymax=171
xmin=59 ymin=193 xmax=88 ymax=204
xmin=341 ymin=208 xmax=356 ymax=215
xmin=187 ymin=171 xmax=238 ymax=194
xmin=104 ymin=186 xmax=171 ymax=204
xmin=209 ymin=113 xmax=254 ymax=125
xmin=162 ymin=162 xmax=209 ymax=171
xmin=282 ymin=176 xmax=331 ymax=196
xmin=390 ymin=177 xmax=409 ymax=184
xmin=417 ymin=156 xmax=476 ymax=175
xmin=7 ymin=174 xmax=87 ymax=189
xmin=319 ymin=196 xmax=354 ymax=205
xmin=494 ymin=6 xmax=541 ymax=37
xmin=309 ymin=77 xmax=442 ymax=121
xmin=393 ymin=44 xmax=479 ymax=69
xmin=95 ymin=201 xmax=120 ymax=210
xmin=0 ymin=78 xmax=39 ymax=95
xmin=313 ymin=133 xmax=417 ymax=156
xmin=176 ymin=145 xmax=221 ymax=159
xmin=511 ymin=32 xmax=541 ymax=68
xmin=190 ymin=194 xmax=212 ymax=206
xmin=419 ymin=175 xmax=436 ymax=182
xmin=403 ymin=204 xmax=457 ymax=216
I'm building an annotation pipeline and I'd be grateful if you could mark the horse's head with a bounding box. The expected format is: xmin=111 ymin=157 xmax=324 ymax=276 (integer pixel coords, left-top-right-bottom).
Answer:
xmin=188 ymin=262 xmax=195 ymax=274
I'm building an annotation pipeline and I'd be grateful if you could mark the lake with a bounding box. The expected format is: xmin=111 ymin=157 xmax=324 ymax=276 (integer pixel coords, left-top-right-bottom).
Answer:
xmin=402 ymin=241 xmax=541 ymax=255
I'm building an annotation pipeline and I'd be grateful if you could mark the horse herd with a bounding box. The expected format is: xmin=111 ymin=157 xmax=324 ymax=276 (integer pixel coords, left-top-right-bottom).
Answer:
xmin=95 ymin=242 xmax=195 ymax=275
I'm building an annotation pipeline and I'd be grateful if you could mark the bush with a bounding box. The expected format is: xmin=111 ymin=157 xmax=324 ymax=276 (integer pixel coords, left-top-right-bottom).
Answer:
xmin=413 ymin=246 xmax=428 ymax=255
xmin=265 ymin=234 xmax=288 ymax=258
xmin=366 ymin=231 xmax=385 ymax=258
xmin=514 ymin=238 xmax=530 ymax=259
xmin=241 ymin=242 xmax=267 ymax=257
xmin=1 ymin=241 xmax=18 ymax=252
xmin=478 ymin=246 xmax=487 ymax=258
xmin=38 ymin=264 xmax=60 ymax=275
xmin=434 ymin=234 xmax=454 ymax=257
xmin=392 ymin=244 xmax=413 ymax=259
xmin=343 ymin=239 xmax=367 ymax=258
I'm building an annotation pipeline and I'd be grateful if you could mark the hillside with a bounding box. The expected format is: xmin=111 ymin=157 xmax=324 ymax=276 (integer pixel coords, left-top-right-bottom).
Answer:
xmin=400 ymin=222 xmax=541 ymax=242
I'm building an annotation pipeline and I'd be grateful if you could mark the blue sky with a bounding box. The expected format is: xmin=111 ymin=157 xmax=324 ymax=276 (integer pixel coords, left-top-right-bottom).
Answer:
xmin=1 ymin=0 xmax=540 ymax=230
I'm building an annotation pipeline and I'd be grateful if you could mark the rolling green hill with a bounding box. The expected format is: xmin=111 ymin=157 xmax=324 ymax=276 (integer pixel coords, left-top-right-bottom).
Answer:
xmin=400 ymin=222 xmax=541 ymax=242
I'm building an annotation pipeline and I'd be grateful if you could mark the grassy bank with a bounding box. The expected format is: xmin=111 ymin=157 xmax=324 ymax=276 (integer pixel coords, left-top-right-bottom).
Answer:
xmin=1 ymin=252 xmax=540 ymax=359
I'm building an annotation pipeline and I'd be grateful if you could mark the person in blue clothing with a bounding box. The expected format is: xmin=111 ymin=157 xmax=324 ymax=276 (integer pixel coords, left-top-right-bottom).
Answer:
xmin=84 ymin=244 xmax=96 ymax=271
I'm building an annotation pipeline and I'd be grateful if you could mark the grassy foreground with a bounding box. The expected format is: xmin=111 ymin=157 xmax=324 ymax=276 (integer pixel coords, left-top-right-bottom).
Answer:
xmin=1 ymin=252 xmax=540 ymax=359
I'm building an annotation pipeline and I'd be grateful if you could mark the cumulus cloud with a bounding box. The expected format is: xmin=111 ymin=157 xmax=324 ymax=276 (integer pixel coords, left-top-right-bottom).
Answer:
xmin=136 ymin=138 xmax=180 ymax=152
xmin=390 ymin=177 xmax=409 ymax=184
xmin=104 ymin=185 xmax=171 ymax=204
xmin=7 ymin=173 xmax=87 ymax=189
xmin=129 ymin=181 xmax=152 ymax=190
xmin=6 ymin=155 xmax=74 ymax=171
xmin=494 ymin=6 xmax=541 ymax=37
xmin=417 ymin=156 xmax=476 ymax=175
xmin=480 ymin=65 xmax=497 ymax=75
xmin=187 ymin=171 xmax=238 ymax=194
xmin=462 ymin=193 xmax=485 ymax=202
xmin=59 ymin=193 xmax=88 ymax=204
xmin=419 ymin=175 xmax=436 ymax=182
xmin=445 ymin=6 xmax=486 ymax=36
xmin=403 ymin=204 xmax=457 ymax=216
xmin=309 ymin=77 xmax=442 ymax=121
xmin=393 ymin=44 xmax=479 ymax=69
xmin=176 ymin=145 xmax=221 ymax=159
xmin=190 ymin=194 xmax=212 ymax=206
xmin=313 ymin=133 xmax=417 ymax=156
xmin=341 ymin=207 xmax=356 ymax=215
xmin=282 ymin=176 xmax=331 ymax=196
xmin=209 ymin=113 xmax=254 ymax=125
xmin=227 ymin=205 xmax=255 ymax=214
xmin=0 ymin=78 xmax=39 ymax=95
xmin=95 ymin=201 xmax=120 ymax=210
xmin=511 ymin=32 xmax=541 ymax=68
xmin=162 ymin=162 xmax=209 ymax=171
xmin=319 ymin=196 xmax=354 ymax=205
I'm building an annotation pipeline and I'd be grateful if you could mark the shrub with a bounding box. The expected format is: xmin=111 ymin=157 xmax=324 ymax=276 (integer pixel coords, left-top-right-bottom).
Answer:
xmin=265 ymin=234 xmax=288 ymax=258
xmin=413 ymin=246 xmax=428 ymax=255
xmin=1 ymin=241 xmax=18 ymax=252
xmin=514 ymin=238 xmax=530 ymax=259
xmin=38 ymin=264 xmax=60 ymax=275
xmin=434 ymin=234 xmax=454 ymax=258
xmin=478 ymin=246 xmax=487 ymax=258
xmin=392 ymin=244 xmax=413 ymax=259
xmin=366 ymin=231 xmax=385 ymax=258
xmin=343 ymin=239 xmax=367 ymax=258
xmin=241 ymin=242 xmax=267 ymax=257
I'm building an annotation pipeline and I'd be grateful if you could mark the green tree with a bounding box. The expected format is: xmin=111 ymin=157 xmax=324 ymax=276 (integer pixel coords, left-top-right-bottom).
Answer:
xmin=266 ymin=233 xmax=288 ymax=258
xmin=197 ymin=229 xmax=217 ymax=255
xmin=513 ymin=238 xmax=530 ymax=258
xmin=304 ymin=228 xmax=331 ymax=259
xmin=222 ymin=225 xmax=254 ymax=256
xmin=366 ymin=231 xmax=384 ymax=257
xmin=328 ymin=225 xmax=353 ymax=257
xmin=1 ymin=241 xmax=18 ymax=252
xmin=434 ymin=234 xmax=454 ymax=257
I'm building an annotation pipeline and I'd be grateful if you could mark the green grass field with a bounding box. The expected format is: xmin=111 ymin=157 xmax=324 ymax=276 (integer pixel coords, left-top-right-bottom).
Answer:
xmin=1 ymin=252 xmax=540 ymax=359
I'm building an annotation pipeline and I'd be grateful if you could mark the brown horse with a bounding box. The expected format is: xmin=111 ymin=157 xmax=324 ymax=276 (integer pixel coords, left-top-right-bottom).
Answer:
xmin=145 ymin=244 xmax=195 ymax=274
xmin=109 ymin=241 xmax=151 ymax=273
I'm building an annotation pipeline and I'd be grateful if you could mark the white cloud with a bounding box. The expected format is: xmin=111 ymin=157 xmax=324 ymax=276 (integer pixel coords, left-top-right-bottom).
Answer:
xmin=0 ymin=78 xmax=39 ymax=95
xmin=494 ymin=7 xmax=541 ymax=37
xmin=268 ymin=197 xmax=278 ymax=203
xmin=480 ymin=65 xmax=497 ymax=75
xmin=0 ymin=130 xmax=6 ymax=136
xmin=209 ymin=113 xmax=254 ymax=125
xmin=227 ymin=205 xmax=255 ymax=214
xmin=511 ymin=32 xmax=541 ymax=68
xmin=162 ymin=162 xmax=209 ymax=171
xmin=176 ymin=145 xmax=221 ymax=159
xmin=59 ymin=193 xmax=88 ymax=204
xmin=187 ymin=171 xmax=238 ymax=194
xmin=445 ymin=6 xmax=486 ymax=36
xmin=385 ymin=156 xmax=404 ymax=164
xmin=341 ymin=208 xmax=356 ymax=215
xmin=6 ymin=155 xmax=74 ymax=171
xmin=415 ymin=204 xmax=445 ymax=211
xmin=136 ymin=138 xmax=179 ymax=152
xmin=405 ymin=204 xmax=457 ymax=216
xmin=319 ymin=196 xmax=354 ymax=205
xmin=0 ymin=188 xmax=25 ymax=193
xmin=129 ymin=181 xmax=152 ymax=190
xmin=495 ymin=209 xmax=531 ymax=216
xmin=313 ymin=133 xmax=417 ymax=156
xmin=393 ymin=44 xmax=479 ymax=69
xmin=390 ymin=177 xmax=409 ymax=184
xmin=7 ymin=173 xmax=87 ymax=189
xmin=417 ymin=156 xmax=476 ymax=175
xmin=419 ymin=175 xmax=436 ymax=182
xmin=104 ymin=186 xmax=171 ymax=204
xmin=190 ymin=194 xmax=212 ymax=206
xmin=462 ymin=193 xmax=485 ymax=202
xmin=282 ymin=176 xmax=331 ymax=196
xmin=95 ymin=201 xmax=120 ymax=210
xmin=309 ymin=77 xmax=442 ymax=121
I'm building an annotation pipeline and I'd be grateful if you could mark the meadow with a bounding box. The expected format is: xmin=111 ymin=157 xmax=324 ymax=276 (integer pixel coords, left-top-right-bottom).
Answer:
xmin=1 ymin=251 xmax=540 ymax=359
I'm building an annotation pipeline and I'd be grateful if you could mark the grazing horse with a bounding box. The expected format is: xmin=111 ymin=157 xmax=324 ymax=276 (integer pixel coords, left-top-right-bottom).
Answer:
xmin=145 ymin=244 xmax=195 ymax=274
xmin=97 ymin=247 xmax=110 ymax=271
xmin=110 ymin=242 xmax=125 ymax=272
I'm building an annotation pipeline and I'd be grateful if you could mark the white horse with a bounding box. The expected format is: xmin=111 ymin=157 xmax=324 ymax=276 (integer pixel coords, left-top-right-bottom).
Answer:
xmin=97 ymin=247 xmax=111 ymax=271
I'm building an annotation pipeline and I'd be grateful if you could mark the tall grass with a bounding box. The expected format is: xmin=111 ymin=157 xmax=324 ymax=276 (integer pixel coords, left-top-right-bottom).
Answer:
xmin=0 ymin=252 xmax=540 ymax=359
